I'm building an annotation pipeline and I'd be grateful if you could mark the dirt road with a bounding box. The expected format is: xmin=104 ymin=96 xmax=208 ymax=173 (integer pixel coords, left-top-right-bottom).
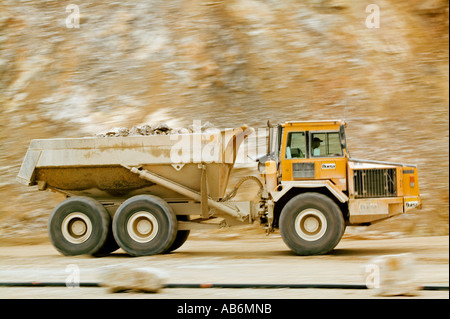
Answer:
xmin=0 ymin=230 xmax=448 ymax=299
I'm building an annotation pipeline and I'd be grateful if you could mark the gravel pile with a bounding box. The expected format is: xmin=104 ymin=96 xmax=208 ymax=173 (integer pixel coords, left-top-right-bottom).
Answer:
xmin=95 ymin=122 xmax=215 ymax=137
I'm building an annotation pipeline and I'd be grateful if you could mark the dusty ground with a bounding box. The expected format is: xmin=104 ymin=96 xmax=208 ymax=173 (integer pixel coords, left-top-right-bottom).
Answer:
xmin=0 ymin=227 xmax=448 ymax=299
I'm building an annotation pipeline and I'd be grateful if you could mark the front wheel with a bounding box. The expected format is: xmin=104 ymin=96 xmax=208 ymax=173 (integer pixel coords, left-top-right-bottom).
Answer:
xmin=164 ymin=215 xmax=190 ymax=253
xmin=279 ymin=192 xmax=345 ymax=255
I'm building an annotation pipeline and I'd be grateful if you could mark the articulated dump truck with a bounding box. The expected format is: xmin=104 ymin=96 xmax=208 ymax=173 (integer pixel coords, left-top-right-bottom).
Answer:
xmin=17 ymin=120 xmax=421 ymax=256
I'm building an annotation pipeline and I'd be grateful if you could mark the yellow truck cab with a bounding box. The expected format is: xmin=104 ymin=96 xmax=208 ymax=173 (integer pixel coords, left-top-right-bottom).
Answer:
xmin=259 ymin=120 xmax=421 ymax=255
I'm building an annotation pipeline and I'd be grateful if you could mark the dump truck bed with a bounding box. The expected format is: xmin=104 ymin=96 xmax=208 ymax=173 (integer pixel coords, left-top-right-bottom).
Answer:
xmin=17 ymin=127 xmax=253 ymax=201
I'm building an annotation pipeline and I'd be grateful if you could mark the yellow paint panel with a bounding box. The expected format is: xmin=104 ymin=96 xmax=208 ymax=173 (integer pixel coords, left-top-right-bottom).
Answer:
xmin=402 ymin=167 xmax=420 ymax=196
xmin=316 ymin=159 xmax=347 ymax=180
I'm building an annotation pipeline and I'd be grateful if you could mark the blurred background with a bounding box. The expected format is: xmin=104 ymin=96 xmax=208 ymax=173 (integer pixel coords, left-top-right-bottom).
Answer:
xmin=0 ymin=0 xmax=448 ymax=244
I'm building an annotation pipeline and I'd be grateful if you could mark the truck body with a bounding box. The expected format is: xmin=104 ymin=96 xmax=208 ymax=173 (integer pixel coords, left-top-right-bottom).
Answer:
xmin=17 ymin=121 xmax=421 ymax=256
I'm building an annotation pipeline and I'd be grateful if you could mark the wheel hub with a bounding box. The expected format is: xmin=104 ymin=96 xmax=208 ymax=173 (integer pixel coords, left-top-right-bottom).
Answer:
xmin=136 ymin=219 xmax=152 ymax=235
xmin=294 ymin=209 xmax=327 ymax=241
xmin=303 ymin=216 xmax=320 ymax=233
xmin=71 ymin=220 xmax=87 ymax=236
xmin=62 ymin=212 xmax=92 ymax=244
xmin=127 ymin=211 xmax=159 ymax=243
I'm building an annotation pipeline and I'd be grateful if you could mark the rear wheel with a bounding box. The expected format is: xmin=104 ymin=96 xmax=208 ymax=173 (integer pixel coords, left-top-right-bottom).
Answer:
xmin=93 ymin=223 xmax=119 ymax=256
xmin=164 ymin=215 xmax=190 ymax=253
xmin=279 ymin=192 xmax=345 ymax=255
xmin=112 ymin=195 xmax=178 ymax=256
xmin=48 ymin=196 xmax=111 ymax=256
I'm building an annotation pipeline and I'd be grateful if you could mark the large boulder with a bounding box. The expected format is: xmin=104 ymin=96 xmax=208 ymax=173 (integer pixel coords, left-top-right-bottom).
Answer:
xmin=365 ymin=253 xmax=419 ymax=296
xmin=100 ymin=264 xmax=169 ymax=293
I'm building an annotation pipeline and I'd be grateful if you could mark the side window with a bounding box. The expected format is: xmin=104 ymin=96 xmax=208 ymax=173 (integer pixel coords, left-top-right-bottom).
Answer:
xmin=328 ymin=132 xmax=343 ymax=156
xmin=311 ymin=132 xmax=343 ymax=157
xmin=285 ymin=132 xmax=306 ymax=159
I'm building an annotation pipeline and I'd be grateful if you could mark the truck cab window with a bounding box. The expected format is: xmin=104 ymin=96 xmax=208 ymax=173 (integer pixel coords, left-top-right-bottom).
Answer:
xmin=311 ymin=132 xmax=343 ymax=157
xmin=285 ymin=132 xmax=306 ymax=159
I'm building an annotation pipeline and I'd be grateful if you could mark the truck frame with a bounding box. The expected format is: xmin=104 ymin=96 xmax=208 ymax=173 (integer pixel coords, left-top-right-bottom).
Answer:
xmin=17 ymin=120 xmax=421 ymax=256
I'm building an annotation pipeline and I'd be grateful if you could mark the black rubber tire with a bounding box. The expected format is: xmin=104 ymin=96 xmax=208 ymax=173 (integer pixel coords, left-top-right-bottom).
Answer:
xmin=93 ymin=225 xmax=119 ymax=256
xmin=112 ymin=195 xmax=178 ymax=256
xmin=279 ymin=192 xmax=345 ymax=256
xmin=164 ymin=215 xmax=190 ymax=253
xmin=48 ymin=196 xmax=111 ymax=256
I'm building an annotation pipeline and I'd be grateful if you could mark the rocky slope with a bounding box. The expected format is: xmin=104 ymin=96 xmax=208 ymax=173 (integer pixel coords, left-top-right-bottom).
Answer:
xmin=0 ymin=0 xmax=448 ymax=241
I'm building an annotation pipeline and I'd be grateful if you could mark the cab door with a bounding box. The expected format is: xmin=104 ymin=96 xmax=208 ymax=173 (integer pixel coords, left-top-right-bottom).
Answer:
xmin=309 ymin=131 xmax=347 ymax=190
xmin=281 ymin=130 xmax=348 ymax=191
xmin=281 ymin=130 xmax=314 ymax=180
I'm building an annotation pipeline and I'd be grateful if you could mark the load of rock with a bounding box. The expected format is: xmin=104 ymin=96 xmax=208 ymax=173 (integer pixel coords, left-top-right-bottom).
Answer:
xmin=95 ymin=121 xmax=215 ymax=137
